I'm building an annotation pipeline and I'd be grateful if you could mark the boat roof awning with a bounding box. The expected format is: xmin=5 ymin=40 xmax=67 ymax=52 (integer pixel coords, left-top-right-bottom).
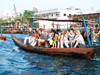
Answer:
xmin=27 ymin=17 xmax=83 ymax=22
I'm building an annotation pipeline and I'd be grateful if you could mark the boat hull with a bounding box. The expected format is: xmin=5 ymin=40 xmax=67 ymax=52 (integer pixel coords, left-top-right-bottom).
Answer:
xmin=0 ymin=36 xmax=7 ymax=40
xmin=11 ymin=35 xmax=94 ymax=59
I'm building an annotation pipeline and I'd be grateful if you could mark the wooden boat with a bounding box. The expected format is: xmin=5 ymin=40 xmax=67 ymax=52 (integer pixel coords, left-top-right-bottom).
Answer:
xmin=10 ymin=31 xmax=17 ymax=34
xmin=0 ymin=36 xmax=7 ymax=40
xmin=3 ymin=31 xmax=10 ymax=34
xmin=11 ymin=35 xmax=94 ymax=59
xmin=98 ymin=36 xmax=100 ymax=41
xmin=22 ymin=31 xmax=29 ymax=34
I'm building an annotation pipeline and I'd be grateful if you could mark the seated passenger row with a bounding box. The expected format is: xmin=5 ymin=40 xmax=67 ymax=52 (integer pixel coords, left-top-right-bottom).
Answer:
xmin=24 ymin=28 xmax=99 ymax=48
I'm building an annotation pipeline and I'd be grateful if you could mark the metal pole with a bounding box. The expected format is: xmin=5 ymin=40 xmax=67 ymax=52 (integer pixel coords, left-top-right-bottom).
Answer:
xmin=31 ymin=13 xmax=33 ymax=29
xmin=82 ymin=16 xmax=91 ymax=47
xmin=90 ymin=28 xmax=93 ymax=46
xmin=98 ymin=17 xmax=100 ymax=29
xmin=0 ymin=23 xmax=2 ymax=36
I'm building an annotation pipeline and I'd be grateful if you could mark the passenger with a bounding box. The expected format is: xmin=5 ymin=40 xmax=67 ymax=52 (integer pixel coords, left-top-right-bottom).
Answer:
xmin=64 ymin=32 xmax=69 ymax=48
xmin=30 ymin=29 xmax=37 ymax=47
xmin=40 ymin=28 xmax=44 ymax=34
xmin=60 ymin=30 xmax=69 ymax=48
xmin=33 ymin=29 xmax=37 ymax=37
xmin=48 ymin=31 xmax=52 ymax=39
xmin=52 ymin=33 xmax=61 ymax=48
xmin=24 ymin=28 xmax=33 ymax=45
xmin=83 ymin=28 xmax=91 ymax=41
xmin=72 ymin=30 xmax=85 ymax=48
xmin=43 ymin=30 xmax=48 ymax=41
xmin=43 ymin=30 xmax=49 ymax=47
xmin=37 ymin=29 xmax=45 ymax=47
xmin=67 ymin=29 xmax=75 ymax=44
xmin=57 ymin=33 xmax=61 ymax=48
xmin=48 ymin=31 xmax=55 ymax=47
xmin=91 ymin=30 xmax=100 ymax=42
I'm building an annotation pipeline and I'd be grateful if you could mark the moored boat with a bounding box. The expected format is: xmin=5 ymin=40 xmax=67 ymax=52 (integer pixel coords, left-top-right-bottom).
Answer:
xmin=22 ymin=31 xmax=29 ymax=34
xmin=11 ymin=35 xmax=94 ymax=59
xmin=0 ymin=36 xmax=7 ymax=40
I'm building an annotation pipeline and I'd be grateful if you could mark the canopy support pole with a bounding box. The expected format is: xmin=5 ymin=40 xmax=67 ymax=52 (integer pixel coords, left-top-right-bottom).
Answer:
xmin=0 ymin=22 xmax=2 ymax=36
xmin=90 ymin=28 xmax=93 ymax=46
xmin=31 ymin=13 xmax=33 ymax=29
xmin=82 ymin=16 xmax=91 ymax=47
xmin=98 ymin=17 xmax=100 ymax=30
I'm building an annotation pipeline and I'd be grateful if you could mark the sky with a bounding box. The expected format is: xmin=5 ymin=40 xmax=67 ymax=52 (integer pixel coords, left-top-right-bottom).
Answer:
xmin=0 ymin=0 xmax=100 ymax=17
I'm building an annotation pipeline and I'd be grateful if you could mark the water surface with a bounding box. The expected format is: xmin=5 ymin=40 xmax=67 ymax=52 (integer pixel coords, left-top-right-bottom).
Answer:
xmin=0 ymin=34 xmax=100 ymax=75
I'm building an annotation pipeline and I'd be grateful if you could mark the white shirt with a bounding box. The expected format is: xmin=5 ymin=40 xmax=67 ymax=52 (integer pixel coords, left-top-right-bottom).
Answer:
xmin=74 ymin=34 xmax=85 ymax=45
xmin=68 ymin=33 xmax=75 ymax=41
xmin=60 ymin=34 xmax=67 ymax=39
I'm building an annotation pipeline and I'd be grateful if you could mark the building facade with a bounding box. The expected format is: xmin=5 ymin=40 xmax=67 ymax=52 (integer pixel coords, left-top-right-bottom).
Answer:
xmin=34 ymin=8 xmax=96 ymax=29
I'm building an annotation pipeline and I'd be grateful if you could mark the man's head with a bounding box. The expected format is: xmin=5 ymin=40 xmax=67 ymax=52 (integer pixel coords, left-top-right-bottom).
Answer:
xmin=69 ymin=29 xmax=74 ymax=34
xmin=75 ymin=30 xmax=80 ymax=35
xmin=52 ymin=31 xmax=54 ymax=35
xmin=39 ymin=29 xmax=42 ymax=34
xmin=34 ymin=29 xmax=37 ymax=33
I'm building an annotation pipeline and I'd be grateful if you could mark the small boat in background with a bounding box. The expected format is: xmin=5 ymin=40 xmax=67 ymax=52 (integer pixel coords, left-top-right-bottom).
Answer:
xmin=0 ymin=36 xmax=7 ymax=40
xmin=0 ymin=21 xmax=7 ymax=40
xmin=22 ymin=31 xmax=29 ymax=34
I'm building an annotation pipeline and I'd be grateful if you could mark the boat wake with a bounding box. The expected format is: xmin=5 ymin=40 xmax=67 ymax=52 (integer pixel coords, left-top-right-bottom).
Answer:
xmin=91 ymin=56 xmax=100 ymax=61
xmin=0 ymin=40 xmax=4 ymax=42
xmin=13 ymin=46 xmax=19 ymax=52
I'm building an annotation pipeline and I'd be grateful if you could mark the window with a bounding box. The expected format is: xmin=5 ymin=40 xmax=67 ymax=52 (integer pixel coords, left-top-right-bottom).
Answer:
xmin=69 ymin=14 xmax=71 ymax=16
xmin=42 ymin=14 xmax=45 ymax=17
xmin=64 ymin=14 xmax=66 ymax=16
xmin=51 ymin=13 xmax=53 ymax=17
xmin=56 ymin=12 xmax=59 ymax=16
xmin=46 ymin=14 xmax=49 ymax=17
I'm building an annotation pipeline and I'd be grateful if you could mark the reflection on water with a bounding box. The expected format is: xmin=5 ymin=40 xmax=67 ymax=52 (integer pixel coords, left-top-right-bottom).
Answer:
xmin=0 ymin=34 xmax=100 ymax=75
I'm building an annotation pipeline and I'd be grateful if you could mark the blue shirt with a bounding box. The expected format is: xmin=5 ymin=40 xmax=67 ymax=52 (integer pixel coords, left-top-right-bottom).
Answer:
xmin=48 ymin=33 xmax=52 ymax=39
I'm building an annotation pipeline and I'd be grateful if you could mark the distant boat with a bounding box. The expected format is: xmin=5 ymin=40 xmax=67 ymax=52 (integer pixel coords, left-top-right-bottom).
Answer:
xmin=22 ymin=31 xmax=29 ymax=34
xmin=11 ymin=35 xmax=95 ymax=59
xmin=0 ymin=36 xmax=7 ymax=40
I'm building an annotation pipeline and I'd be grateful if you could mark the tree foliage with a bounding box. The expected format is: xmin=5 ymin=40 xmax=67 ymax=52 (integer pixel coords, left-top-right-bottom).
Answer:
xmin=23 ymin=10 xmax=33 ymax=17
xmin=23 ymin=10 xmax=33 ymax=23
xmin=0 ymin=18 xmax=7 ymax=23
xmin=14 ymin=16 xmax=27 ymax=24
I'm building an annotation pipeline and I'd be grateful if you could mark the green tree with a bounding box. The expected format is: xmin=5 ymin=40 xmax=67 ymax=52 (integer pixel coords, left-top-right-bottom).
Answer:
xmin=0 ymin=18 xmax=7 ymax=23
xmin=23 ymin=10 xmax=33 ymax=23
xmin=7 ymin=17 xmax=12 ymax=22
xmin=23 ymin=10 xmax=33 ymax=17
xmin=14 ymin=16 xmax=27 ymax=24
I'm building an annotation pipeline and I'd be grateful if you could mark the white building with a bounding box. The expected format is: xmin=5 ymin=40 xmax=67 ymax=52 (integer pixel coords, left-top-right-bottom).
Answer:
xmin=2 ymin=10 xmax=23 ymax=20
xmin=34 ymin=8 xmax=96 ymax=29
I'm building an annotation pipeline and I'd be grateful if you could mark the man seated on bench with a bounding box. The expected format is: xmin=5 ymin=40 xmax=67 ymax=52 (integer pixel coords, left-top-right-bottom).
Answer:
xmin=24 ymin=28 xmax=33 ymax=45
xmin=37 ymin=29 xmax=45 ymax=47
xmin=72 ymin=30 xmax=85 ymax=48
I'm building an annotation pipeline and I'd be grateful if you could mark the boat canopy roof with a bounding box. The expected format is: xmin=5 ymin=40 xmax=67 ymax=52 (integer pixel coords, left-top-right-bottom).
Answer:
xmin=27 ymin=17 xmax=83 ymax=22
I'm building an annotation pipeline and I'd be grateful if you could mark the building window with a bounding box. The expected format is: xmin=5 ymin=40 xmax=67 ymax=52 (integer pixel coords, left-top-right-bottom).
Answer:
xmin=51 ymin=13 xmax=53 ymax=17
xmin=42 ymin=14 xmax=45 ymax=17
xmin=46 ymin=14 xmax=49 ymax=17
xmin=56 ymin=12 xmax=59 ymax=16
xmin=69 ymin=14 xmax=71 ymax=16
xmin=64 ymin=14 xmax=66 ymax=16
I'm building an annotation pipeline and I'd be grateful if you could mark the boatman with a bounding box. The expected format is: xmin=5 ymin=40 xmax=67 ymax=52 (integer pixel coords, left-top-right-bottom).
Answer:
xmin=24 ymin=28 xmax=33 ymax=45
